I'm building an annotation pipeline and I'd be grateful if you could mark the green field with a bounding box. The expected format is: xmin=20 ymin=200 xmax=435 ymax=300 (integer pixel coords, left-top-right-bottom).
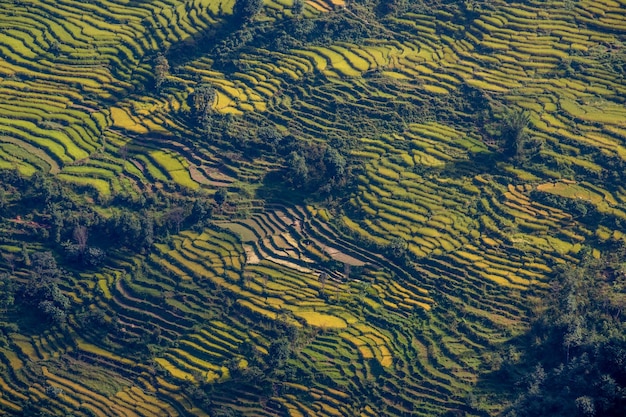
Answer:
xmin=0 ymin=0 xmax=625 ymax=415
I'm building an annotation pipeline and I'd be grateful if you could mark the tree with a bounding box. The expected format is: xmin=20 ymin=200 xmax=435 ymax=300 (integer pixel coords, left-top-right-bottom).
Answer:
xmin=318 ymin=272 xmax=328 ymax=292
xmin=38 ymin=300 xmax=67 ymax=324
xmin=389 ymin=237 xmax=408 ymax=259
xmin=0 ymin=187 xmax=7 ymax=210
xmin=262 ymin=275 xmax=269 ymax=293
xmin=20 ymin=252 xmax=71 ymax=325
xmin=243 ymin=273 xmax=252 ymax=288
xmin=1 ymin=253 xmax=16 ymax=274
xmin=73 ymin=225 xmax=89 ymax=255
xmin=111 ymin=211 xmax=142 ymax=246
xmin=214 ymin=188 xmax=228 ymax=206
xmin=292 ymin=0 xmax=304 ymax=16
xmin=31 ymin=251 xmax=60 ymax=280
xmin=191 ymin=84 xmax=216 ymax=125
xmin=166 ymin=207 xmax=186 ymax=233
xmin=140 ymin=213 xmax=155 ymax=249
xmin=257 ymin=126 xmax=284 ymax=150
xmin=51 ymin=208 xmax=63 ymax=243
xmin=324 ymin=147 xmax=347 ymax=181
xmin=233 ymin=0 xmax=263 ymax=21
xmin=499 ymin=108 xmax=531 ymax=160
xmin=376 ymin=0 xmax=406 ymax=16
xmin=268 ymin=337 xmax=291 ymax=369
xmin=285 ymin=151 xmax=308 ymax=188
xmin=154 ymin=54 xmax=170 ymax=90
xmin=21 ymin=242 xmax=30 ymax=266
xmin=0 ymin=273 xmax=15 ymax=310
xmin=497 ymin=250 xmax=626 ymax=417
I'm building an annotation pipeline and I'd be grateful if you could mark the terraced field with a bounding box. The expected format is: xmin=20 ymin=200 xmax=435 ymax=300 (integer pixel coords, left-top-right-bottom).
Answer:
xmin=1 ymin=0 xmax=626 ymax=415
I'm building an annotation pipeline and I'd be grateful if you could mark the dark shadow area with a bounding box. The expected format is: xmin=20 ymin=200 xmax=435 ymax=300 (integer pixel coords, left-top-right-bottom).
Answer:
xmin=473 ymin=247 xmax=626 ymax=417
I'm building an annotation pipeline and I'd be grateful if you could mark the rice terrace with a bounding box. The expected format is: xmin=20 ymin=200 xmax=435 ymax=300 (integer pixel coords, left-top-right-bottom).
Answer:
xmin=0 ymin=0 xmax=626 ymax=415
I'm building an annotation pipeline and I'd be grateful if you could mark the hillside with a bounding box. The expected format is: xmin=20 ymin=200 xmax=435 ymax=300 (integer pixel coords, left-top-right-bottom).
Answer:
xmin=0 ymin=0 xmax=625 ymax=416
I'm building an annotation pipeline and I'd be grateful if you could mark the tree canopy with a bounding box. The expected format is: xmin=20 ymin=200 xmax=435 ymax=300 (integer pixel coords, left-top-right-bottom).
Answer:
xmin=493 ymin=248 xmax=626 ymax=417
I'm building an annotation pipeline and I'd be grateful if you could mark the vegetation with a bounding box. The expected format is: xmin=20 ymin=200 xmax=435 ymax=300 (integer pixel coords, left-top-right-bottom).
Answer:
xmin=487 ymin=249 xmax=626 ymax=417
xmin=0 ymin=0 xmax=625 ymax=416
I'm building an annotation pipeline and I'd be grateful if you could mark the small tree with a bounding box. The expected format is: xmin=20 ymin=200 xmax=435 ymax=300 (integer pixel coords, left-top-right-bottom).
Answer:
xmin=318 ymin=272 xmax=328 ymax=292
xmin=192 ymin=84 xmax=216 ymax=126
xmin=257 ymin=126 xmax=284 ymax=150
xmin=499 ymin=108 xmax=530 ymax=159
xmin=2 ymin=253 xmax=16 ymax=274
xmin=51 ymin=209 xmax=63 ymax=243
xmin=141 ymin=213 xmax=155 ymax=249
xmin=166 ymin=207 xmax=186 ymax=233
xmin=389 ymin=237 xmax=408 ymax=259
xmin=21 ymin=243 xmax=30 ymax=266
xmin=214 ymin=188 xmax=228 ymax=206
xmin=262 ymin=275 xmax=269 ymax=294
xmin=324 ymin=147 xmax=347 ymax=180
xmin=0 ymin=273 xmax=15 ymax=310
xmin=73 ymin=225 xmax=89 ymax=255
xmin=154 ymin=54 xmax=170 ymax=90
xmin=242 ymin=273 xmax=252 ymax=288
xmin=0 ymin=187 xmax=6 ymax=210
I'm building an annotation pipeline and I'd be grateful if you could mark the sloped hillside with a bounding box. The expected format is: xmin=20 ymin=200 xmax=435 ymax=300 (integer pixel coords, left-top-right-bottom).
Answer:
xmin=0 ymin=0 xmax=625 ymax=416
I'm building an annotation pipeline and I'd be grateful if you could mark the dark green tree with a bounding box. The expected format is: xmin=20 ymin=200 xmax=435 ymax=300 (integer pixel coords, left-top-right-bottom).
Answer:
xmin=499 ymin=108 xmax=531 ymax=160
xmin=191 ymin=84 xmax=216 ymax=126
xmin=257 ymin=126 xmax=284 ymax=150
xmin=324 ymin=147 xmax=347 ymax=180
xmin=292 ymin=0 xmax=305 ymax=16
xmin=0 ymin=187 xmax=7 ymax=210
xmin=0 ymin=273 xmax=15 ymax=310
xmin=233 ymin=0 xmax=263 ymax=21
xmin=285 ymin=151 xmax=308 ymax=188
xmin=51 ymin=207 xmax=63 ymax=243
xmin=497 ymin=249 xmax=626 ymax=417
xmin=268 ymin=337 xmax=292 ymax=369
xmin=140 ymin=212 xmax=155 ymax=249
xmin=389 ymin=237 xmax=408 ymax=259
xmin=214 ymin=188 xmax=229 ymax=206
xmin=20 ymin=252 xmax=71 ymax=325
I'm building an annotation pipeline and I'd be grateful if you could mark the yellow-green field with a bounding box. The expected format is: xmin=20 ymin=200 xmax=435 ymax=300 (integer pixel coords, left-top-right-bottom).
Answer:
xmin=1 ymin=0 xmax=626 ymax=416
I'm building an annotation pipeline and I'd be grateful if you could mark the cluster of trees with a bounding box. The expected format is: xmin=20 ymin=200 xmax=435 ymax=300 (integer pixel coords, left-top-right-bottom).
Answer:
xmin=183 ymin=98 xmax=361 ymax=196
xmin=490 ymin=247 xmax=626 ymax=417
xmin=203 ymin=0 xmax=387 ymax=73
xmin=0 ymin=171 xmax=218 ymax=259
xmin=16 ymin=252 xmax=72 ymax=325
xmin=284 ymin=143 xmax=350 ymax=194
xmin=233 ymin=0 xmax=263 ymax=22
xmin=530 ymin=191 xmax=613 ymax=230
xmin=190 ymin=84 xmax=217 ymax=126
xmin=181 ymin=319 xmax=308 ymax=414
